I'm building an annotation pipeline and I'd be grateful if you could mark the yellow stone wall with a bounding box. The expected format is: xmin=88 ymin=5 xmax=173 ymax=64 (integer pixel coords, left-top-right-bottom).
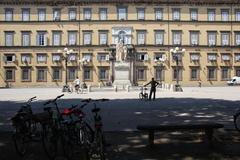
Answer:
xmin=0 ymin=2 xmax=240 ymax=87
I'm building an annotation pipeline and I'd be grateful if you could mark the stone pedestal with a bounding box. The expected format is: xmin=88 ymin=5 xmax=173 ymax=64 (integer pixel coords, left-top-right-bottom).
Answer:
xmin=113 ymin=61 xmax=132 ymax=89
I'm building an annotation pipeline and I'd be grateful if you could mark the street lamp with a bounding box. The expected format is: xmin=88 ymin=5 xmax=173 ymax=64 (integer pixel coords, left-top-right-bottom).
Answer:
xmin=58 ymin=47 xmax=74 ymax=92
xmin=170 ymin=47 xmax=186 ymax=92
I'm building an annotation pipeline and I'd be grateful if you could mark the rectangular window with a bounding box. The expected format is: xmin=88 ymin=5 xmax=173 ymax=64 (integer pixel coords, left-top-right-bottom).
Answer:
xmin=68 ymin=53 xmax=77 ymax=61
xmin=208 ymin=67 xmax=217 ymax=80
xmin=4 ymin=54 xmax=16 ymax=63
xmin=38 ymin=9 xmax=46 ymax=21
xmin=136 ymin=68 xmax=146 ymax=81
xmin=221 ymin=9 xmax=229 ymax=21
xmin=22 ymin=8 xmax=30 ymax=21
xmin=99 ymin=8 xmax=107 ymax=20
xmin=173 ymin=67 xmax=182 ymax=81
xmin=5 ymin=8 xmax=13 ymax=21
xmin=99 ymin=67 xmax=109 ymax=80
xmin=190 ymin=9 xmax=198 ymax=21
xmin=99 ymin=32 xmax=108 ymax=45
xmin=137 ymin=8 xmax=145 ymax=20
xmin=221 ymin=32 xmax=230 ymax=46
xmin=155 ymin=31 xmax=164 ymax=45
xmin=97 ymin=53 xmax=109 ymax=61
xmin=236 ymin=68 xmax=240 ymax=76
xmin=21 ymin=54 xmax=31 ymax=63
xmin=52 ymin=54 xmax=61 ymax=62
xmin=172 ymin=31 xmax=181 ymax=45
xmin=53 ymin=9 xmax=61 ymax=21
xmin=5 ymin=68 xmax=15 ymax=81
xmin=5 ymin=32 xmax=14 ymax=46
xmin=82 ymin=53 xmax=92 ymax=62
xmin=21 ymin=67 xmax=31 ymax=81
xmin=155 ymin=8 xmax=163 ymax=20
xmin=22 ymin=32 xmax=31 ymax=46
xmin=208 ymin=9 xmax=216 ymax=21
xmin=84 ymin=8 xmax=92 ymax=20
xmin=235 ymin=32 xmax=240 ymax=45
xmin=190 ymin=31 xmax=199 ymax=45
xmin=221 ymin=54 xmax=230 ymax=61
xmin=221 ymin=67 xmax=230 ymax=80
xmin=155 ymin=67 xmax=164 ymax=81
xmin=208 ymin=53 xmax=217 ymax=61
xmin=69 ymin=8 xmax=76 ymax=21
xmin=37 ymin=32 xmax=47 ymax=46
xmin=154 ymin=53 xmax=166 ymax=61
xmin=190 ymin=67 xmax=199 ymax=81
xmin=172 ymin=8 xmax=180 ymax=20
xmin=52 ymin=67 xmax=62 ymax=81
xmin=118 ymin=7 xmax=127 ymax=20
xmin=190 ymin=53 xmax=200 ymax=62
xmin=68 ymin=67 xmax=77 ymax=80
xmin=83 ymin=32 xmax=92 ymax=45
xmin=235 ymin=53 xmax=240 ymax=62
xmin=52 ymin=31 xmax=61 ymax=46
xmin=137 ymin=31 xmax=146 ymax=45
xmin=208 ymin=32 xmax=216 ymax=46
xmin=37 ymin=54 xmax=47 ymax=63
xmin=37 ymin=68 xmax=47 ymax=82
xmin=235 ymin=9 xmax=240 ymax=21
xmin=84 ymin=67 xmax=92 ymax=81
xmin=68 ymin=31 xmax=77 ymax=45
xmin=137 ymin=52 xmax=148 ymax=61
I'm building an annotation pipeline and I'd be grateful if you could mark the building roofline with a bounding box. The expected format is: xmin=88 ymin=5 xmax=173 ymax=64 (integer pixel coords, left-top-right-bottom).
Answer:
xmin=0 ymin=0 xmax=239 ymax=5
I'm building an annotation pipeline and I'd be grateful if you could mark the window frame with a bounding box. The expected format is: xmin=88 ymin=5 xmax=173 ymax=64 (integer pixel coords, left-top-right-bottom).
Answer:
xmin=5 ymin=68 xmax=15 ymax=82
xmin=5 ymin=8 xmax=13 ymax=21
xmin=22 ymin=8 xmax=30 ymax=21
xmin=36 ymin=67 xmax=47 ymax=82
xmin=117 ymin=6 xmax=127 ymax=20
xmin=21 ymin=67 xmax=31 ymax=82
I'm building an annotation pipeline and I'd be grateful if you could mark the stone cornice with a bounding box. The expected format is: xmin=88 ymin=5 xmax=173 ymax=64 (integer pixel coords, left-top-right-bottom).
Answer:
xmin=0 ymin=0 xmax=239 ymax=5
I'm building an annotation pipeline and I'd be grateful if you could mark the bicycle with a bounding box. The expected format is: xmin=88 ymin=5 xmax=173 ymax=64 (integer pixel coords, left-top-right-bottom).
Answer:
xmin=41 ymin=94 xmax=66 ymax=159
xmin=139 ymin=86 xmax=148 ymax=100
xmin=233 ymin=110 xmax=240 ymax=132
xmin=82 ymin=98 xmax=109 ymax=160
xmin=61 ymin=103 xmax=94 ymax=160
xmin=11 ymin=96 xmax=50 ymax=156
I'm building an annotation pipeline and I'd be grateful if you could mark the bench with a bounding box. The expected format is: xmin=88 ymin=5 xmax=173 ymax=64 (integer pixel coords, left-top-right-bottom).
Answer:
xmin=137 ymin=123 xmax=224 ymax=147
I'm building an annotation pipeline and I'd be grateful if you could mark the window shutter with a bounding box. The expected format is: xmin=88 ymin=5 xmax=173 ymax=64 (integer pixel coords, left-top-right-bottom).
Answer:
xmin=106 ymin=55 xmax=109 ymax=61
xmin=144 ymin=54 xmax=148 ymax=61
xmin=12 ymin=55 xmax=16 ymax=62
xmin=44 ymin=35 xmax=48 ymax=46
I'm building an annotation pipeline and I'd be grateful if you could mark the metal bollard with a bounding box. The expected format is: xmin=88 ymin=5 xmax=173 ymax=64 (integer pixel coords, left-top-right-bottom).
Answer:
xmin=126 ymin=85 xmax=130 ymax=92
xmin=114 ymin=85 xmax=118 ymax=92
xmin=87 ymin=85 xmax=91 ymax=93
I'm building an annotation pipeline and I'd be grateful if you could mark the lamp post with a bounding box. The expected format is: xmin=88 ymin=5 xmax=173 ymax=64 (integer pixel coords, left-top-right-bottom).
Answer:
xmin=58 ymin=47 xmax=73 ymax=92
xmin=170 ymin=47 xmax=185 ymax=92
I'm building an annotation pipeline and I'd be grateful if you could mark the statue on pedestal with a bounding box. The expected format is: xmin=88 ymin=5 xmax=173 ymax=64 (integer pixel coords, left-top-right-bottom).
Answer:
xmin=116 ymin=40 xmax=128 ymax=62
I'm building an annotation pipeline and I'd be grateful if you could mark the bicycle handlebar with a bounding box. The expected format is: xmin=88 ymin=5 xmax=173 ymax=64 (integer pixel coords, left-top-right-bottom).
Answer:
xmin=27 ymin=96 xmax=37 ymax=103
xmin=44 ymin=94 xmax=64 ymax=106
xmin=81 ymin=98 xmax=109 ymax=103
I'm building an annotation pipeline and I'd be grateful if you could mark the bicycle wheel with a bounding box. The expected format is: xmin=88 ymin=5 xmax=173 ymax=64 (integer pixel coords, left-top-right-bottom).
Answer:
xmin=234 ymin=112 xmax=240 ymax=132
xmin=13 ymin=126 xmax=30 ymax=156
xmin=42 ymin=124 xmax=58 ymax=159
xmin=90 ymin=131 xmax=105 ymax=160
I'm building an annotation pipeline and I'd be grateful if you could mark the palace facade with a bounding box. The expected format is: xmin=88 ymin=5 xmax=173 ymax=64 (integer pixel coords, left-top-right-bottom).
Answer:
xmin=0 ymin=0 xmax=240 ymax=87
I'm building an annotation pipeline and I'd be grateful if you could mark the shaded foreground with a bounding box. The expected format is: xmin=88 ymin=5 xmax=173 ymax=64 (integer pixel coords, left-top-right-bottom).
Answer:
xmin=0 ymin=130 xmax=240 ymax=160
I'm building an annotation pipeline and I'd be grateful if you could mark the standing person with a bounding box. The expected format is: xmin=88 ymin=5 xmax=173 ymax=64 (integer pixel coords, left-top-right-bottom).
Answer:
xmin=73 ymin=76 xmax=81 ymax=94
xmin=144 ymin=77 xmax=160 ymax=100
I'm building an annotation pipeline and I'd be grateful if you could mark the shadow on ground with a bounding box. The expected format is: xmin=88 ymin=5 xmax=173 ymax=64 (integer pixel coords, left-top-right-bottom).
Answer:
xmin=0 ymin=97 xmax=240 ymax=159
